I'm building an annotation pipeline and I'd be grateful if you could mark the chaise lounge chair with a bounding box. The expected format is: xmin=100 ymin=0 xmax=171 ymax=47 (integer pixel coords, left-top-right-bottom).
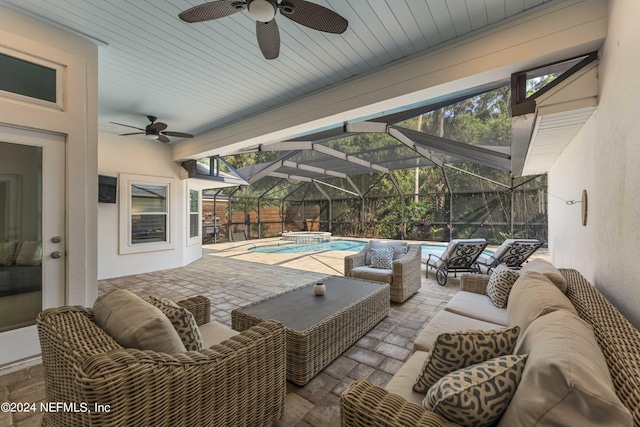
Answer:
xmin=476 ymin=238 xmax=542 ymax=273
xmin=424 ymin=238 xmax=487 ymax=286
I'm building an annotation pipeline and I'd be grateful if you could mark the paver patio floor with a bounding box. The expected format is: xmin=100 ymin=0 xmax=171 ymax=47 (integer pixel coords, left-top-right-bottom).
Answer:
xmin=0 ymin=238 xmax=548 ymax=426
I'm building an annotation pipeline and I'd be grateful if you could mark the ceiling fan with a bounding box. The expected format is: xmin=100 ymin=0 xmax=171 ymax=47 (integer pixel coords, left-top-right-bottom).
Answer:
xmin=110 ymin=116 xmax=194 ymax=143
xmin=178 ymin=0 xmax=348 ymax=60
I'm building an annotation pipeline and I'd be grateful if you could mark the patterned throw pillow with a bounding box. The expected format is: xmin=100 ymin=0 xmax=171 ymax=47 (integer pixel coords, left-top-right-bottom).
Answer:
xmin=370 ymin=247 xmax=394 ymax=269
xmin=423 ymin=354 xmax=528 ymax=427
xmin=413 ymin=326 xmax=520 ymax=393
xmin=486 ymin=264 xmax=519 ymax=308
xmin=149 ymin=295 xmax=204 ymax=351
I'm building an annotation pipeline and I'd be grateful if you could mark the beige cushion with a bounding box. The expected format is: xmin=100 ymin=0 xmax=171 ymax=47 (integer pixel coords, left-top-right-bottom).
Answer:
xmin=507 ymin=271 xmax=577 ymax=334
xmin=14 ymin=241 xmax=42 ymax=266
xmin=149 ymin=295 xmax=204 ymax=351
xmin=0 ymin=241 xmax=16 ymax=266
xmin=445 ymin=291 xmax=508 ymax=325
xmin=384 ymin=350 xmax=430 ymax=406
xmin=351 ymin=266 xmax=393 ymax=284
xmin=485 ymin=264 xmax=519 ymax=308
xmin=413 ymin=326 xmax=520 ymax=393
xmin=498 ymin=310 xmax=633 ymax=427
xmin=366 ymin=240 xmax=408 ymax=264
xmin=413 ymin=310 xmax=505 ymax=353
xmin=94 ymin=289 xmax=186 ymax=353
xmin=519 ymin=258 xmax=567 ymax=293
xmin=199 ymin=320 xmax=240 ymax=348
xmin=424 ymin=355 xmax=528 ymax=427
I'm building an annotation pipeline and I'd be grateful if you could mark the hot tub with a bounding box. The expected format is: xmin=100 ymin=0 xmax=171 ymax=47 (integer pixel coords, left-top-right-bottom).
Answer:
xmin=281 ymin=231 xmax=332 ymax=244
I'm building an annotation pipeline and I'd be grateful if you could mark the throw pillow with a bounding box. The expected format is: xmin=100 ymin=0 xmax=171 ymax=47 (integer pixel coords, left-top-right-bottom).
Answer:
xmin=506 ymin=271 xmax=577 ymax=334
xmin=365 ymin=240 xmax=408 ymax=264
xmin=14 ymin=241 xmax=42 ymax=266
xmin=0 ymin=241 xmax=16 ymax=266
xmin=149 ymin=295 xmax=204 ymax=351
xmin=486 ymin=264 xmax=519 ymax=308
xmin=423 ymin=354 xmax=528 ymax=427
xmin=370 ymin=247 xmax=394 ymax=269
xmin=413 ymin=326 xmax=520 ymax=393
xmin=498 ymin=310 xmax=633 ymax=427
xmin=93 ymin=289 xmax=186 ymax=353
xmin=519 ymin=258 xmax=567 ymax=293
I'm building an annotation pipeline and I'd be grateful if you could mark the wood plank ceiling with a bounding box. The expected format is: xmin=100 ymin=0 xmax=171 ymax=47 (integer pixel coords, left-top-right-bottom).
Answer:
xmin=0 ymin=0 xmax=562 ymax=145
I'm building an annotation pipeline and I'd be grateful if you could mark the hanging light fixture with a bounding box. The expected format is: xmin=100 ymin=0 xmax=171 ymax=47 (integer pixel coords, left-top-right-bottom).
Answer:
xmin=247 ymin=0 xmax=277 ymax=22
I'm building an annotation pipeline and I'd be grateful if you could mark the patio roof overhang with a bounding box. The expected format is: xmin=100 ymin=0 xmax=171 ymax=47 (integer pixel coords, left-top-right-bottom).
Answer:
xmin=226 ymin=50 xmax=600 ymax=189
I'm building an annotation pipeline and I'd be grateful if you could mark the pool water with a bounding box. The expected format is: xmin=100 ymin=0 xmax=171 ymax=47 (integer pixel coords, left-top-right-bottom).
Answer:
xmin=248 ymin=239 xmax=493 ymax=256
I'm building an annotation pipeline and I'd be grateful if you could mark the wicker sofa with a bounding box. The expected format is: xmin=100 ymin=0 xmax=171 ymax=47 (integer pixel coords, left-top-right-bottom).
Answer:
xmin=341 ymin=264 xmax=640 ymax=427
xmin=344 ymin=240 xmax=422 ymax=303
xmin=36 ymin=295 xmax=286 ymax=427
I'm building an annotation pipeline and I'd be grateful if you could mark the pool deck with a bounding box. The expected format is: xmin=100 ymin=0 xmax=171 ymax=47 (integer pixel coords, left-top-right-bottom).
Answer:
xmin=0 ymin=237 xmax=548 ymax=427
xmin=205 ymin=237 xmax=549 ymax=277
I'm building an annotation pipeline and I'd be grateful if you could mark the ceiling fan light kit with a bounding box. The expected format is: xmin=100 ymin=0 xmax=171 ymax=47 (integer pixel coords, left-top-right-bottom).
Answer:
xmin=248 ymin=0 xmax=276 ymax=22
xmin=178 ymin=0 xmax=348 ymax=60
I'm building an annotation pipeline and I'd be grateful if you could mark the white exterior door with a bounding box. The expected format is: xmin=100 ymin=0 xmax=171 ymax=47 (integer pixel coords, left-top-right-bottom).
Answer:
xmin=0 ymin=125 xmax=65 ymax=365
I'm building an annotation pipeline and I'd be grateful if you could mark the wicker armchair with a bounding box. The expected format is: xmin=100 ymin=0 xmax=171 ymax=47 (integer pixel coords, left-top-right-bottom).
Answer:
xmin=36 ymin=296 xmax=286 ymax=427
xmin=345 ymin=242 xmax=422 ymax=303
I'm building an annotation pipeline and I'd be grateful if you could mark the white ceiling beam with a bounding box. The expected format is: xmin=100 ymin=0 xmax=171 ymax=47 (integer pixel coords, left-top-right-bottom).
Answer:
xmin=388 ymin=127 xmax=444 ymax=167
xmin=311 ymin=144 xmax=390 ymax=173
xmin=281 ymin=160 xmax=347 ymax=178
xmin=269 ymin=172 xmax=313 ymax=182
xmin=173 ymin=0 xmax=606 ymax=161
xmin=344 ymin=121 xmax=388 ymax=133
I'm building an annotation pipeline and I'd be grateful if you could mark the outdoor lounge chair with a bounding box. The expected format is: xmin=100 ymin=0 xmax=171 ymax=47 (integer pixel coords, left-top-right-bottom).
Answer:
xmin=476 ymin=238 xmax=542 ymax=273
xmin=344 ymin=240 xmax=421 ymax=303
xmin=424 ymin=238 xmax=487 ymax=286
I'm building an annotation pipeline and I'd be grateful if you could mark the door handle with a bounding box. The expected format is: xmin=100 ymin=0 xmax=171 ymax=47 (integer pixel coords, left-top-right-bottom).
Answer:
xmin=51 ymin=251 xmax=62 ymax=259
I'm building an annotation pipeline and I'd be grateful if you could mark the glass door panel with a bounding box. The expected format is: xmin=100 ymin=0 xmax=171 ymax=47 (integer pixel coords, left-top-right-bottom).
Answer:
xmin=0 ymin=126 xmax=65 ymax=365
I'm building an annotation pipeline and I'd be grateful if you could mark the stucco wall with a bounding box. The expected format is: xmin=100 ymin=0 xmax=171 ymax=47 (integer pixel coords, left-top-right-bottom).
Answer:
xmin=97 ymin=132 xmax=203 ymax=279
xmin=549 ymin=0 xmax=640 ymax=328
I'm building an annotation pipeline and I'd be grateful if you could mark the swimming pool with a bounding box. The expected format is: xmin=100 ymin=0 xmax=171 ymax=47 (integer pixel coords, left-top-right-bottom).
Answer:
xmin=248 ymin=239 xmax=493 ymax=256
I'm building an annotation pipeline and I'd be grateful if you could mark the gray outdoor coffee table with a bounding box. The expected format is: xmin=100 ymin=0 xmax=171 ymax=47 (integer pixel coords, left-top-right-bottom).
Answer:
xmin=231 ymin=276 xmax=390 ymax=386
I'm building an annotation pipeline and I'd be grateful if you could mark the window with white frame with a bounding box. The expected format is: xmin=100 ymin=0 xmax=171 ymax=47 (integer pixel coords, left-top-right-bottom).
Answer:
xmin=188 ymin=188 xmax=200 ymax=244
xmin=119 ymin=174 xmax=176 ymax=254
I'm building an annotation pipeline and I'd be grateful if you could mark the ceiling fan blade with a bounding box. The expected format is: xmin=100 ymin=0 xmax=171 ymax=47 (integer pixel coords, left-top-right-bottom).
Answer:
xmin=119 ymin=132 xmax=145 ymax=136
xmin=256 ymin=19 xmax=280 ymax=60
xmin=179 ymin=0 xmax=246 ymax=23
xmin=162 ymin=131 xmax=194 ymax=138
xmin=280 ymin=0 xmax=348 ymax=34
xmin=110 ymin=122 xmax=145 ymax=131
xmin=149 ymin=122 xmax=168 ymax=131
xmin=157 ymin=135 xmax=171 ymax=143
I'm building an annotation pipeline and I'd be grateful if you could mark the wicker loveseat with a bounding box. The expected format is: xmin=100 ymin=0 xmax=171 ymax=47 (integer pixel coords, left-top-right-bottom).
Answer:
xmin=344 ymin=240 xmax=422 ymax=303
xmin=341 ymin=267 xmax=640 ymax=427
xmin=36 ymin=295 xmax=286 ymax=427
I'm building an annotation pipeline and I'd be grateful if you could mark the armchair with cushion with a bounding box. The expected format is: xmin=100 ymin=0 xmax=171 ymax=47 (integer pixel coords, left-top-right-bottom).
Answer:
xmin=344 ymin=240 xmax=422 ymax=303
xmin=36 ymin=291 xmax=286 ymax=427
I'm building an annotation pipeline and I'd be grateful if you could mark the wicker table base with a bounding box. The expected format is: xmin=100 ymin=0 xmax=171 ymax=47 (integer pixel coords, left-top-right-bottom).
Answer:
xmin=232 ymin=276 xmax=390 ymax=386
